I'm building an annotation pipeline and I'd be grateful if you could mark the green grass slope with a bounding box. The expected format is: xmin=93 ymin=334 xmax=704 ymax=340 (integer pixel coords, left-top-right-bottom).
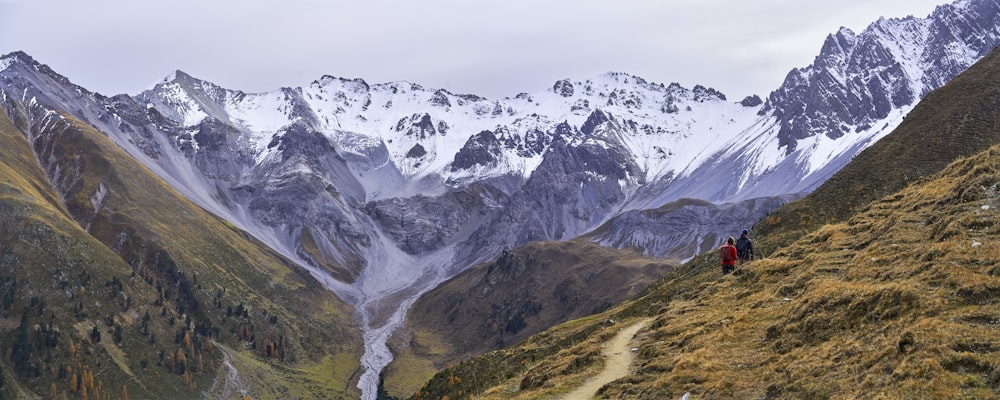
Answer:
xmin=0 ymin=95 xmax=152 ymax=400
xmin=0 ymin=106 xmax=363 ymax=399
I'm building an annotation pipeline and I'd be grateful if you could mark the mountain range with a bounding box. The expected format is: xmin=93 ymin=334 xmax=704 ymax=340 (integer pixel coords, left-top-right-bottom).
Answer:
xmin=1 ymin=0 xmax=1000 ymax=398
xmin=413 ymin=33 xmax=1000 ymax=398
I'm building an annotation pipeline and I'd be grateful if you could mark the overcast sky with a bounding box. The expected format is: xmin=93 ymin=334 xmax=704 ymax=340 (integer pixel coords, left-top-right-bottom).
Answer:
xmin=0 ymin=0 xmax=949 ymax=100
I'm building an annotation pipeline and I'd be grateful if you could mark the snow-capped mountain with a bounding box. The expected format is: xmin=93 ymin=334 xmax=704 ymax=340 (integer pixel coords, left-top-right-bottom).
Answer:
xmin=137 ymin=69 xmax=757 ymax=194
xmin=2 ymin=0 xmax=1000 ymax=398
xmin=768 ymin=0 xmax=1000 ymax=153
xmin=633 ymin=0 xmax=1000 ymax=209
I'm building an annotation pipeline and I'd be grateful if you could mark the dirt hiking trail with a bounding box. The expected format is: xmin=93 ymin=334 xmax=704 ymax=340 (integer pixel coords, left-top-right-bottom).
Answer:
xmin=561 ymin=318 xmax=651 ymax=400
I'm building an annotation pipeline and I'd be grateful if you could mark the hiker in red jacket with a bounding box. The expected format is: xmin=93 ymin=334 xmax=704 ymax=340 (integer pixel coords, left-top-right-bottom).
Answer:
xmin=720 ymin=236 xmax=737 ymax=275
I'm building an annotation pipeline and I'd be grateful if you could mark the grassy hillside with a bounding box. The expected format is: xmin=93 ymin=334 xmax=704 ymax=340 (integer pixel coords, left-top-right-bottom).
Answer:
xmin=385 ymin=239 xmax=674 ymax=398
xmin=0 ymin=92 xmax=149 ymax=400
xmin=408 ymin=44 xmax=1000 ymax=399
xmin=412 ymin=143 xmax=1000 ymax=400
xmin=0 ymin=105 xmax=363 ymax=398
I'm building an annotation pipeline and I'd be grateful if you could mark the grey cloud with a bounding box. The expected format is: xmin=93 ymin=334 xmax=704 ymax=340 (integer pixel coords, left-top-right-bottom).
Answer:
xmin=0 ymin=0 xmax=948 ymax=99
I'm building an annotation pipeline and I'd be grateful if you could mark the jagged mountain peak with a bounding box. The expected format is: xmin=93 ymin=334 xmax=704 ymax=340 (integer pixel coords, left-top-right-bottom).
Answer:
xmin=311 ymin=74 xmax=370 ymax=89
xmin=0 ymin=51 xmax=65 ymax=83
xmin=308 ymin=74 xmax=492 ymax=108
xmin=0 ymin=50 xmax=37 ymax=70
xmin=371 ymin=80 xmax=426 ymax=93
xmin=591 ymin=71 xmax=656 ymax=91
xmin=141 ymin=67 xmax=320 ymax=134
xmin=763 ymin=0 xmax=1000 ymax=154
xmin=0 ymin=51 xmax=120 ymax=131
xmin=161 ymin=69 xmax=194 ymax=84
xmin=550 ymin=72 xmax=648 ymax=96
xmin=0 ymin=50 xmax=85 ymax=94
xmin=141 ymin=70 xmax=237 ymax=127
xmin=124 ymin=64 xmax=759 ymax=190
xmin=548 ymin=72 xmax=728 ymax=104
xmin=149 ymin=68 xmax=306 ymax=106
xmin=151 ymin=68 xmax=237 ymax=96
xmin=836 ymin=25 xmax=857 ymax=37
xmin=817 ymin=27 xmax=858 ymax=61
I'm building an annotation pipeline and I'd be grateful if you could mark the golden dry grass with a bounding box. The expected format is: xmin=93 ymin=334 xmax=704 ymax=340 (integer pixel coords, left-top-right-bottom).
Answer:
xmin=419 ymin=146 xmax=1000 ymax=399
xmin=395 ymin=239 xmax=673 ymax=397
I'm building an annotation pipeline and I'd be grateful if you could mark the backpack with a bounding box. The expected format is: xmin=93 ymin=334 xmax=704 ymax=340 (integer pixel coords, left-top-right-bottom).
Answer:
xmin=720 ymin=245 xmax=735 ymax=263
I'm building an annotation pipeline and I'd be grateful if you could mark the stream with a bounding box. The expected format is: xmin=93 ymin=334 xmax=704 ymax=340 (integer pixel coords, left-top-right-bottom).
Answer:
xmin=352 ymin=238 xmax=458 ymax=400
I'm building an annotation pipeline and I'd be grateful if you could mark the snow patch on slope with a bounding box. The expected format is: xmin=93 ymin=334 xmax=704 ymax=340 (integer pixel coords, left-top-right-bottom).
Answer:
xmin=226 ymin=91 xmax=297 ymax=137
xmin=147 ymin=80 xmax=211 ymax=126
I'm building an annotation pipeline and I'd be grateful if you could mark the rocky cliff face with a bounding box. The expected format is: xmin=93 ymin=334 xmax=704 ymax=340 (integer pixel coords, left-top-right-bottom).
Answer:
xmin=129 ymin=63 xmax=769 ymax=281
xmin=590 ymin=195 xmax=800 ymax=261
xmin=765 ymin=0 xmax=1000 ymax=153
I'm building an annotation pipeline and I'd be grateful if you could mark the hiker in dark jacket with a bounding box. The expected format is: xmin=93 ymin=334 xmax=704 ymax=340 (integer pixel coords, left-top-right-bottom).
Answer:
xmin=735 ymin=229 xmax=754 ymax=261
xmin=720 ymin=236 xmax=737 ymax=275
